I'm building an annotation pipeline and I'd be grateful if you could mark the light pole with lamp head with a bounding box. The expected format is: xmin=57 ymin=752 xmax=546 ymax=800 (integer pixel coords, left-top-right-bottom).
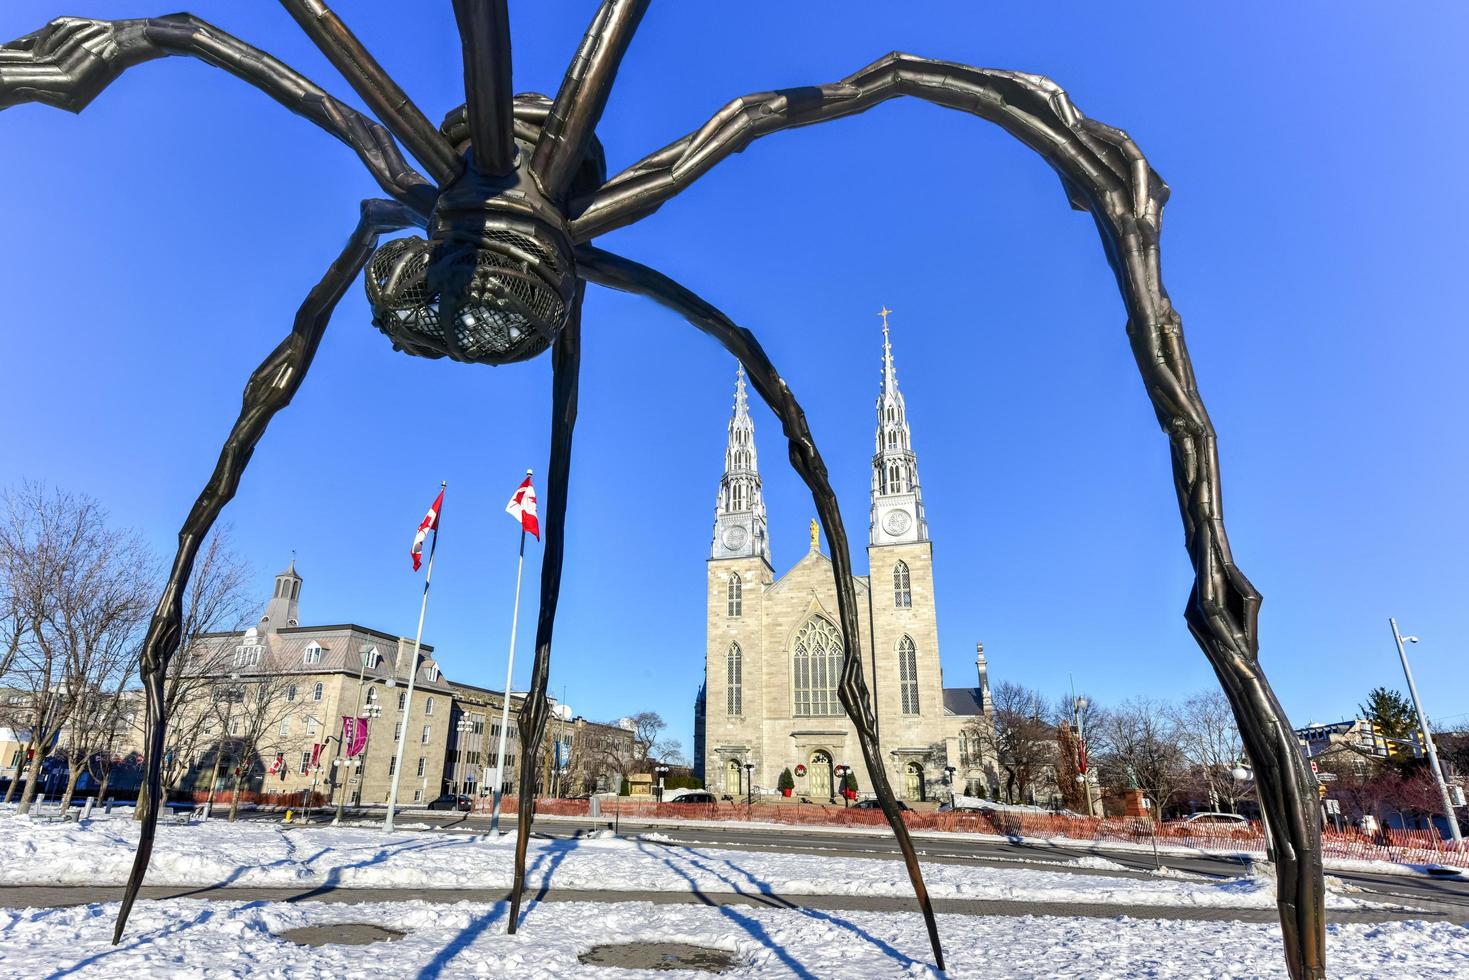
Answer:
xmin=334 ymin=699 xmax=382 ymax=824
xmin=654 ymin=764 xmax=670 ymax=804
xmin=942 ymin=765 xmax=956 ymax=808
xmin=1233 ymin=759 xmax=1275 ymax=866
xmin=455 ymin=716 xmax=475 ymax=804
xmin=1071 ymin=689 xmax=1097 ymax=817
xmin=1389 ymin=619 xmax=1463 ymax=846
xmin=835 ymin=765 xmax=852 ymax=807
xmin=744 ymin=763 xmax=755 ymax=808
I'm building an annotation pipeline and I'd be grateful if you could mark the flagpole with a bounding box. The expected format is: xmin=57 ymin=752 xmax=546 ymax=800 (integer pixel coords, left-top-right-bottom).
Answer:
xmin=490 ymin=469 xmax=531 ymax=835
xmin=386 ymin=481 xmax=443 ymax=833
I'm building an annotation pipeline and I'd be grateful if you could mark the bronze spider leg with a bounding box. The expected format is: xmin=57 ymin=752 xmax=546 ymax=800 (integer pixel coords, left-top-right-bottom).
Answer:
xmin=576 ymin=245 xmax=946 ymax=974
xmin=450 ymin=0 xmax=515 ymax=177
xmin=507 ymin=282 xmax=585 ymax=933
xmin=111 ymin=198 xmax=419 ymax=945
xmin=573 ymin=54 xmax=1323 ymax=980
xmin=532 ymin=0 xmax=648 ymax=203
xmin=0 ymin=15 xmax=434 ymax=218
xmin=277 ymin=0 xmax=459 ymax=186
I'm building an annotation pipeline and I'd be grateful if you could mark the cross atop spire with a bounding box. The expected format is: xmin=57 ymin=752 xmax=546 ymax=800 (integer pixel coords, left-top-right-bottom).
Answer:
xmin=733 ymin=363 xmax=749 ymax=419
xmin=878 ymin=306 xmax=898 ymax=398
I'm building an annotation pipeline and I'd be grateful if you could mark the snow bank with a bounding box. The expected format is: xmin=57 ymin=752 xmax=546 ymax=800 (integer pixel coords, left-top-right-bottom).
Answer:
xmin=0 ymin=812 xmax=1378 ymax=911
xmin=2 ymin=898 xmax=1466 ymax=979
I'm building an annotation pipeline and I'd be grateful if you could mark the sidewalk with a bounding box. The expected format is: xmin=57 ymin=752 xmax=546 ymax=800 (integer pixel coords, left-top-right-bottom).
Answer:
xmin=3 ymin=883 xmax=1455 ymax=924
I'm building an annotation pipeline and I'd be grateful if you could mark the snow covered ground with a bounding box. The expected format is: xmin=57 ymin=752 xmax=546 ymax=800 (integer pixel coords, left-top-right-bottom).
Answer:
xmin=0 ymin=812 xmax=1376 ymax=911
xmin=4 ymin=898 xmax=1468 ymax=979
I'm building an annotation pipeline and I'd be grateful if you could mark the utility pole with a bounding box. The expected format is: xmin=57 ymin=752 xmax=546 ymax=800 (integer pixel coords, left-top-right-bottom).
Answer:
xmin=1389 ymin=618 xmax=1463 ymax=846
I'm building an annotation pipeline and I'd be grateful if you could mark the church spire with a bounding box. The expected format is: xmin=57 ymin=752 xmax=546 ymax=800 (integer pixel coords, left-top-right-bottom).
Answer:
xmin=870 ymin=308 xmax=929 ymax=547
xmin=260 ymin=555 xmax=303 ymax=632
xmin=711 ymin=365 xmax=771 ymax=563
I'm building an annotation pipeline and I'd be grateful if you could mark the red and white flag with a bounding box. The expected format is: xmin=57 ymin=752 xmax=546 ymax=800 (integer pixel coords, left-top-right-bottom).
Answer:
xmin=505 ymin=473 xmax=539 ymax=540
xmin=411 ymin=487 xmax=445 ymax=571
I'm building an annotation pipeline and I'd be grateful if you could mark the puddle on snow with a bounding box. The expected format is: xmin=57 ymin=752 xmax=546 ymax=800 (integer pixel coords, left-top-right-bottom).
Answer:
xmin=579 ymin=942 xmax=737 ymax=973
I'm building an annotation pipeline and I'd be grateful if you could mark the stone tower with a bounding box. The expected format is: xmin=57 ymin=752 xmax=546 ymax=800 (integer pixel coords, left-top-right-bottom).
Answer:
xmin=865 ymin=310 xmax=945 ymax=751
xmin=869 ymin=308 xmax=929 ymax=548
xmin=260 ymin=556 xmax=302 ymax=633
xmin=705 ymin=366 xmax=773 ymax=794
xmin=711 ymin=365 xmax=771 ymax=563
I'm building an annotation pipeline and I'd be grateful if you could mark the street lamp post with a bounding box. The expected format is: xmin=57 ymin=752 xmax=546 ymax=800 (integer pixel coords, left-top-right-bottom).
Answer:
xmin=654 ymin=764 xmax=670 ymax=804
xmin=835 ymin=765 xmax=852 ymax=808
xmin=1233 ymin=760 xmax=1275 ymax=865
xmin=455 ymin=716 xmax=475 ymax=802
xmin=1389 ymin=618 xmax=1463 ymax=847
xmin=1072 ymin=693 xmax=1096 ymax=817
xmin=744 ymin=763 xmax=754 ymax=807
xmin=942 ymin=765 xmax=956 ymax=808
xmin=334 ymin=700 xmax=382 ymax=824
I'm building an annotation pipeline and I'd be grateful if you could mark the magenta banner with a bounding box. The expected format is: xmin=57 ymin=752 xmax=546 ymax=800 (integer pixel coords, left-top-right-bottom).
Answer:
xmin=343 ymin=716 xmax=369 ymax=757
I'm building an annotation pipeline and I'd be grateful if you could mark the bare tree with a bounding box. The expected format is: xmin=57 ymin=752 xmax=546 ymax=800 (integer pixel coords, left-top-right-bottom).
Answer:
xmin=0 ymin=483 xmax=151 ymax=813
xmin=968 ymin=682 xmax=1054 ymax=804
xmin=1095 ymin=697 xmax=1190 ymax=818
xmin=135 ymin=529 xmax=255 ymax=819
xmin=1171 ymin=689 xmax=1246 ymax=813
xmin=628 ymin=711 xmax=678 ymax=770
xmin=207 ymin=672 xmax=298 ymax=821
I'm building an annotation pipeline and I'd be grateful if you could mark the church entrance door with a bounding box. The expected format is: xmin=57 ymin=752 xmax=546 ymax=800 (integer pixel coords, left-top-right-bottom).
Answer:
xmin=725 ymin=760 xmax=742 ymax=797
xmin=905 ymin=762 xmax=925 ymax=802
xmin=810 ymin=751 xmax=832 ymax=799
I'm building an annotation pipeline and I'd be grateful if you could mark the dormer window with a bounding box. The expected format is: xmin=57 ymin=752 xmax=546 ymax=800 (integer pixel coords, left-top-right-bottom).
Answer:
xmin=303 ymin=642 xmax=323 ymax=665
xmin=362 ymin=647 xmax=381 ymax=670
xmin=233 ymin=644 xmax=263 ymax=668
xmin=425 ymin=665 xmax=440 ymax=683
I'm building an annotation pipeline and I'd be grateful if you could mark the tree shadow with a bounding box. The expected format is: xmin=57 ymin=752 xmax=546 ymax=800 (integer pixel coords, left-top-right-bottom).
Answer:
xmin=413 ymin=901 xmax=508 ymax=980
xmin=40 ymin=901 xmax=267 ymax=980
xmin=637 ymin=839 xmax=923 ymax=973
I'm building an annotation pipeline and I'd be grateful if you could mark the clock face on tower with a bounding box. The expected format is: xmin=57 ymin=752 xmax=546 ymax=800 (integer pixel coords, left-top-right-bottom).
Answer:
xmin=722 ymin=525 xmax=748 ymax=550
xmin=883 ymin=509 xmax=913 ymax=536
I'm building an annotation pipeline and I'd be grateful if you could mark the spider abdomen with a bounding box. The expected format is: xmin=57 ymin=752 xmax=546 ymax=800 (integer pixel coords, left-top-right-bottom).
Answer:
xmin=366 ymin=161 xmax=575 ymax=365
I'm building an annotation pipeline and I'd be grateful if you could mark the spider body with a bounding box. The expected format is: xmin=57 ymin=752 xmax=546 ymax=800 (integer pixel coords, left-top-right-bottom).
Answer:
xmin=367 ymin=98 xmax=597 ymax=365
xmin=1 ymin=5 xmax=1326 ymax=977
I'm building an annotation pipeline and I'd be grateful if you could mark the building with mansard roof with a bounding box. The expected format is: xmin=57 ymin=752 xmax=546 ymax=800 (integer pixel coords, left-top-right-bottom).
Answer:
xmin=177 ymin=560 xmax=532 ymax=808
xmin=696 ymin=313 xmax=998 ymax=804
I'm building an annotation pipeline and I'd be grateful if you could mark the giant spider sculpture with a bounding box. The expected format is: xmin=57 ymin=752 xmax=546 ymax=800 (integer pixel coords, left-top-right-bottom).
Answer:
xmin=1 ymin=4 xmax=1326 ymax=977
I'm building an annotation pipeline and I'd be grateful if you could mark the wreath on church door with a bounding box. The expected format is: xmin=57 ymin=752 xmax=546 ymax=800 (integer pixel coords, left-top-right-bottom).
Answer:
xmin=794 ymin=764 xmax=807 ymax=778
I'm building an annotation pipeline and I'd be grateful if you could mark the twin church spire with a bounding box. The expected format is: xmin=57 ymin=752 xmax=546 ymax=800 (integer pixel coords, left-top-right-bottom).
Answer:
xmin=711 ymin=308 xmax=928 ymax=562
xmin=711 ymin=366 xmax=772 ymax=562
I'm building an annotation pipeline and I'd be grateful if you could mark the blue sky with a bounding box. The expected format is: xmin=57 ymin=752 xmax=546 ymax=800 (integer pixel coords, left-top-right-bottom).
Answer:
xmin=3 ymin=2 xmax=1467 ymax=754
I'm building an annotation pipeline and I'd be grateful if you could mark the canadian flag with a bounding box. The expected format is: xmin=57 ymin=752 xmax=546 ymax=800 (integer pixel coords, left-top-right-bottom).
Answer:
xmin=411 ymin=487 xmax=445 ymax=571
xmin=505 ymin=473 xmax=539 ymax=540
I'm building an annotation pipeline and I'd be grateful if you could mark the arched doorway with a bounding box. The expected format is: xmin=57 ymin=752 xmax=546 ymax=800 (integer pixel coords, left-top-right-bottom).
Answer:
xmin=725 ymin=759 xmax=742 ymax=796
xmin=809 ymin=751 xmax=832 ymax=798
xmin=905 ymin=762 xmax=925 ymax=802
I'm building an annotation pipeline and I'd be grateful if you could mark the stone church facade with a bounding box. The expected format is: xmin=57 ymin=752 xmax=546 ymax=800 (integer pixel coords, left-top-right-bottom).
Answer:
xmin=696 ymin=317 xmax=996 ymax=803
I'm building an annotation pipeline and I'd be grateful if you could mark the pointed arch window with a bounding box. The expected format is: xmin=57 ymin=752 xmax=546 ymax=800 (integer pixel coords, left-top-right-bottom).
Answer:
xmin=727 ymin=574 xmax=742 ymax=617
xmin=726 ymin=643 xmax=743 ymax=716
xmin=793 ymin=617 xmax=842 ymax=717
xmin=893 ymin=561 xmax=912 ymax=608
xmin=898 ymin=636 xmax=920 ymax=714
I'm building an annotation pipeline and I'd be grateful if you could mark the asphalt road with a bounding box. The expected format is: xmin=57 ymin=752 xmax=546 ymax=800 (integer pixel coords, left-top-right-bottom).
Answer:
xmin=231 ymin=806 xmax=1469 ymax=919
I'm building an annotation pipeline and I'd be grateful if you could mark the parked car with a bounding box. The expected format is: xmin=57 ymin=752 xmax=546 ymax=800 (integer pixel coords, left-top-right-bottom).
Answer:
xmin=665 ymin=790 xmax=717 ymax=805
xmin=851 ymin=799 xmax=910 ymax=811
xmin=426 ymin=794 xmax=473 ymax=811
